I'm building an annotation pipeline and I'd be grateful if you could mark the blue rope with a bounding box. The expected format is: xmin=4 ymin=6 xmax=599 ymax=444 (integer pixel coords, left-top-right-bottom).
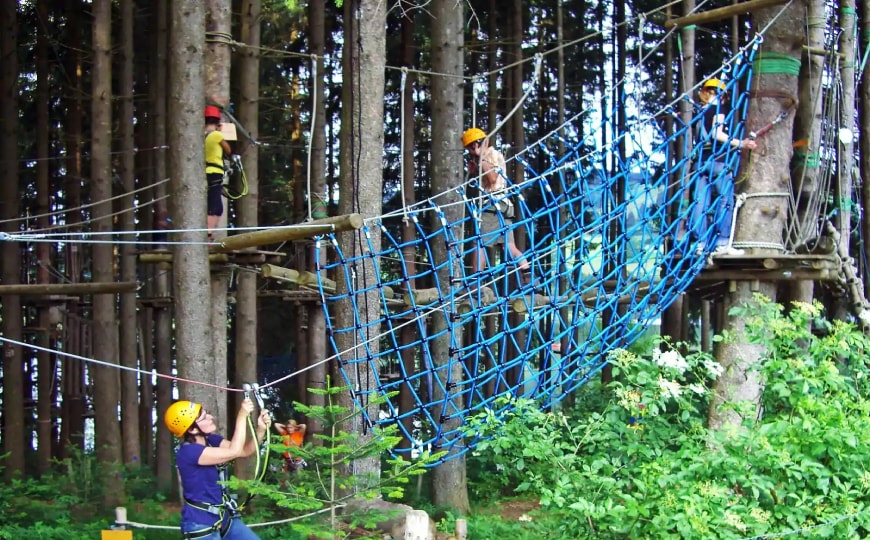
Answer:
xmin=315 ymin=44 xmax=763 ymax=465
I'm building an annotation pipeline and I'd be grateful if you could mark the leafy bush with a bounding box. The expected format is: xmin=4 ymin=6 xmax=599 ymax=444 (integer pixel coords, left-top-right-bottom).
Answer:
xmin=465 ymin=297 xmax=870 ymax=538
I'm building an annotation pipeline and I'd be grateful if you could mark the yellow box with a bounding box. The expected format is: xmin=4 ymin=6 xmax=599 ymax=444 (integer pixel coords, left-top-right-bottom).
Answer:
xmin=101 ymin=531 xmax=133 ymax=540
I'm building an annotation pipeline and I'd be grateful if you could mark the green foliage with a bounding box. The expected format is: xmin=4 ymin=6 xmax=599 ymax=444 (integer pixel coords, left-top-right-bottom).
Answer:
xmin=436 ymin=505 xmax=559 ymax=540
xmin=0 ymin=448 xmax=175 ymax=539
xmin=226 ymin=377 xmax=442 ymax=538
xmin=464 ymin=297 xmax=870 ymax=538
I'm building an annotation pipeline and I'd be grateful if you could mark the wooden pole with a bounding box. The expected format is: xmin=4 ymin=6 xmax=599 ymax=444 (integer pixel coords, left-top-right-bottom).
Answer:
xmin=664 ymin=0 xmax=789 ymax=29
xmin=214 ymin=213 xmax=364 ymax=252
xmin=261 ymin=264 xmax=337 ymax=293
xmin=138 ymin=252 xmax=229 ymax=264
xmin=0 ymin=282 xmax=139 ymax=296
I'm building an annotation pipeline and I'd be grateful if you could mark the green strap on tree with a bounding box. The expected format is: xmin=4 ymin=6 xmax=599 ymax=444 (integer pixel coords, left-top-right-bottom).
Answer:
xmin=753 ymin=52 xmax=801 ymax=76
xmin=792 ymin=150 xmax=821 ymax=169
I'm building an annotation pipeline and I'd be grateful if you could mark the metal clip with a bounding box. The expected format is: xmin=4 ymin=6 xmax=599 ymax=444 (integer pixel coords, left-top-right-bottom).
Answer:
xmin=250 ymin=383 xmax=265 ymax=410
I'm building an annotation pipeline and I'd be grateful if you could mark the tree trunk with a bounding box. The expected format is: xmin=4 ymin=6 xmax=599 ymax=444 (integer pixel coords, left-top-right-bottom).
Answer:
xmin=429 ymin=0 xmax=470 ymax=513
xmin=234 ymin=0 xmax=261 ymax=481
xmin=860 ymin=0 xmax=870 ymax=297
xmin=59 ymin=0 xmax=86 ymax=459
xmin=118 ymin=0 xmax=142 ymax=465
xmin=169 ymin=1 xmax=216 ymax=412
xmin=708 ymin=1 xmax=805 ymax=431
xmin=307 ymin=0 xmax=328 ymax=439
xmin=336 ymin=0 xmax=385 ymax=492
xmin=1 ymin=0 xmax=25 ymax=480
xmin=35 ymin=0 xmax=54 ymax=476
xmin=783 ymin=0 xmax=825 ymax=305
xmin=834 ymin=1 xmax=857 ymax=320
xmin=150 ymin=0 xmax=174 ymax=493
xmin=397 ymin=6 xmax=418 ymax=454
xmin=92 ymin=0 xmax=124 ymax=495
xmin=206 ymin=0 xmax=231 ymax=424
xmin=663 ymin=0 xmax=696 ymax=343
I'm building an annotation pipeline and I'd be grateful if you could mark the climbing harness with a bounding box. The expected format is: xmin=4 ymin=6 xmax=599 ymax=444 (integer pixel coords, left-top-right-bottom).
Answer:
xmin=180 ymin=385 xmax=270 ymax=539
xmin=181 ymin=446 xmax=241 ymax=539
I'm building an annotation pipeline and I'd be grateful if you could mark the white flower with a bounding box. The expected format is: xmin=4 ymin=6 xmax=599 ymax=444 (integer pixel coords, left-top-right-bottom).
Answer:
xmin=654 ymin=349 xmax=690 ymax=372
xmin=703 ymin=358 xmax=724 ymax=378
xmin=688 ymin=383 xmax=707 ymax=395
xmin=658 ymin=377 xmax=682 ymax=399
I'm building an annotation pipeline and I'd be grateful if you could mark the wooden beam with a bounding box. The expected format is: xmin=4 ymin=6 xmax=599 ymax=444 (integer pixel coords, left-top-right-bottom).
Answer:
xmin=261 ymin=264 xmax=336 ymax=294
xmin=139 ymin=252 xmax=229 ymax=264
xmin=0 ymin=281 xmax=139 ymax=296
xmin=214 ymin=213 xmax=364 ymax=252
xmin=694 ymin=268 xmax=836 ymax=282
xmin=665 ymin=0 xmax=789 ymax=30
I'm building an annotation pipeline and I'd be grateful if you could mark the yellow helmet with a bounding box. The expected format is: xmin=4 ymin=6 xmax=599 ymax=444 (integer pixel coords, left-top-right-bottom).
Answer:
xmin=164 ymin=400 xmax=202 ymax=437
xmin=703 ymin=78 xmax=727 ymax=91
xmin=462 ymin=127 xmax=486 ymax=147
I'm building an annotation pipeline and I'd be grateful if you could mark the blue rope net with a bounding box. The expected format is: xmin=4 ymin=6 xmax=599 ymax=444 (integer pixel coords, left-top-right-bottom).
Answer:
xmin=315 ymin=44 xmax=759 ymax=463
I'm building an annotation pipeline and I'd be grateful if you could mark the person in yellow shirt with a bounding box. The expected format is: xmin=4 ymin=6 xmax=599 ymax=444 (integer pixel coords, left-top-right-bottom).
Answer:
xmin=205 ymin=105 xmax=232 ymax=233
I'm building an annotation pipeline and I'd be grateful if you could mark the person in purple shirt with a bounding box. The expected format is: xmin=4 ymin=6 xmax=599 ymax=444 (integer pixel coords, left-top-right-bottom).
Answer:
xmin=164 ymin=398 xmax=271 ymax=539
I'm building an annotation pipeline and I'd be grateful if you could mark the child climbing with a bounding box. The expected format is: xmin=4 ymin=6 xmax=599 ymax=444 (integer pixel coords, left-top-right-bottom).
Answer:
xmin=462 ymin=127 xmax=530 ymax=274
xmin=273 ymin=419 xmax=307 ymax=472
xmin=690 ymin=78 xmax=757 ymax=256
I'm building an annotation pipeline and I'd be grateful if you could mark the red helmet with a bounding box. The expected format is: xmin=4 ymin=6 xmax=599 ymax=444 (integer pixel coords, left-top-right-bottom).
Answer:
xmin=204 ymin=105 xmax=221 ymax=119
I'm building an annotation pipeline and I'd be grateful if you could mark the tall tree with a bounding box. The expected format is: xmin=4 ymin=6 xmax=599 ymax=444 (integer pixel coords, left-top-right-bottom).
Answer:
xmin=234 ymin=0 xmax=261 ymax=480
xmin=782 ymin=0 xmax=825 ymax=307
xmin=150 ymin=0 xmax=175 ymax=492
xmin=661 ymin=0 xmax=694 ymax=344
xmin=118 ymin=0 xmax=142 ymax=465
xmin=35 ymin=0 xmax=54 ymax=475
xmin=59 ymin=0 xmax=86 ymax=459
xmin=91 ymin=0 xmax=124 ymax=482
xmin=307 ymin=0 xmax=328 ymax=438
xmin=835 ymin=0 xmax=857 ymax=319
xmin=206 ymin=0 xmax=232 ymax=423
xmin=169 ymin=1 xmax=215 ymax=413
xmin=397 ymin=5 xmax=418 ymax=453
xmin=860 ymin=0 xmax=870 ymax=297
xmin=429 ymin=0 xmax=471 ymax=513
xmin=707 ymin=0 xmax=806 ymax=430
xmin=336 ymin=0 xmax=386 ymax=489
xmin=0 ymin=0 xmax=25 ymax=480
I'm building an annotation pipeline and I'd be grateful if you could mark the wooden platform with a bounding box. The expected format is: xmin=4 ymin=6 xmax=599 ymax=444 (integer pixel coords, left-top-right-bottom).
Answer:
xmin=695 ymin=252 xmax=839 ymax=282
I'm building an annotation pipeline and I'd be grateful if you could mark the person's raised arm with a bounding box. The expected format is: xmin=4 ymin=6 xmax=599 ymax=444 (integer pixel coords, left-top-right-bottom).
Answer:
xmin=197 ymin=398 xmax=255 ymax=466
xmin=713 ymin=114 xmax=757 ymax=151
xmin=220 ymin=139 xmax=232 ymax=157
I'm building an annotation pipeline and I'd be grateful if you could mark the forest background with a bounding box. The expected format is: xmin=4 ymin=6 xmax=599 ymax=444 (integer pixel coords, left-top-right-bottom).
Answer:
xmin=3 ymin=0 xmax=870 ymax=538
